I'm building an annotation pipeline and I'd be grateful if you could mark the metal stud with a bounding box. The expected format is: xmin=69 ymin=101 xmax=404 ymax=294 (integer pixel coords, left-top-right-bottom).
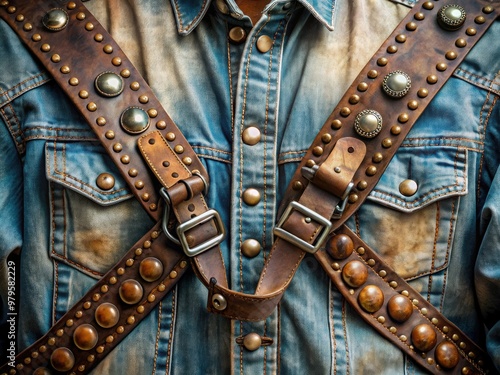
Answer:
xmin=42 ymin=9 xmax=69 ymax=31
xmin=438 ymin=4 xmax=466 ymax=31
xmin=212 ymin=293 xmax=227 ymax=311
xmin=95 ymin=72 xmax=124 ymax=97
xmin=399 ymin=179 xmax=418 ymax=197
xmin=342 ymin=260 xmax=368 ymax=288
xmin=387 ymin=295 xmax=413 ymax=322
xmin=383 ymin=71 xmax=411 ymax=98
xmin=120 ymin=107 xmax=150 ymax=134
xmin=435 ymin=341 xmax=459 ymax=369
xmin=139 ymin=257 xmax=164 ymax=282
xmin=354 ymin=109 xmax=383 ymax=138
xmin=411 ymin=324 xmax=437 ymax=352
xmin=358 ymin=285 xmax=384 ymax=313
xmin=50 ymin=347 xmax=75 ymax=372
xmin=241 ymin=239 xmax=261 ymax=258
xmin=119 ymin=279 xmax=144 ymax=305
xmin=326 ymin=234 xmax=354 ymax=260
xmin=242 ymin=333 xmax=262 ymax=351
xmin=96 ymin=173 xmax=115 ymax=190
xmin=73 ymin=324 xmax=98 ymax=351
xmin=95 ymin=302 xmax=120 ymax=328
xmin=33 ymin=368 xmax=51 ymax=375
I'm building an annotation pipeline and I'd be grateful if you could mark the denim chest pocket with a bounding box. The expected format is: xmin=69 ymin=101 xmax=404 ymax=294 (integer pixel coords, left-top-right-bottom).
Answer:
xmin=351 ymin=145 xmax=467 ymax=297
xmin=45 ymin=141 xmax=154 ymax=279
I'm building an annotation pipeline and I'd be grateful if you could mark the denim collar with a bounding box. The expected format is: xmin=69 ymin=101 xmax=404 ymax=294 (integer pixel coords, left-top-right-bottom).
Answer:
xmin=171 ymin=0 xmax=337 ymax=35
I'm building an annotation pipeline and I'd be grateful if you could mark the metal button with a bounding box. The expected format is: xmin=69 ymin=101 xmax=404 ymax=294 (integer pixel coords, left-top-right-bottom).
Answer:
xmin=438 ymin=4 xmax=466 ymax=30
xmin=243 ymin=333 xmax=262 ymax=351
xmin=241 ymin=239 xmax=261 ymax=258
xmin=342 ymin=260 xmax=368 ymax=288
xmin=212 ymin=293 xmax=227 ymax=311
xmin=95 ymin=302 xmax=120 ymax=328
xmin=229 ymin=26 xmax=246 ymax=44
xmin=119 ymin=279 xmax=144 ymax=305
xmin=95 ymin=72 xmax=124 ymax=97
xmin=387 ymin=295 xmax=413 ymax=322
xmin=411 ymin=324 xmax=437 ymax=352
xmin=96 ymin=173 xmax=115 ymax=190
xmin=326 ymin=234 xmax=354 ymax=260
xmin=42 ymin=8 xmax=69 ymax=31
xmin=358 ymin=285 xmax=384 ymax=313
xmin=50 ymin=347 xmax=75 ymax=372
xmin=382 ymin=71 xmax=411 ymax=98
xmin=139 ymin=257 xmax=164 ymax=282
xmin=73 ymin=324 xmax=98 ymax=351
xmin=256 ymin=35 xmax=273 ymax=53
xmin=242 ymin=126 xmax=261 ymax=145
xmin=435 ymin=341 xmax=460 ymax=369
xmin=242 ymin=188 xmax=261 ymax=206
xmin=399 ymin=179 xmax=418 ymax=197
xmin=354 ymin=110 xmax=383 ymax=138
xmin=120 ymin=107 xmax=150 ymax=134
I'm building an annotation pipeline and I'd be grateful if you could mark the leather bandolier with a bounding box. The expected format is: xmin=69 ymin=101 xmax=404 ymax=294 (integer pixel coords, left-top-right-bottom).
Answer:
xmin=0 ymin=0 xmax=498 ymax=374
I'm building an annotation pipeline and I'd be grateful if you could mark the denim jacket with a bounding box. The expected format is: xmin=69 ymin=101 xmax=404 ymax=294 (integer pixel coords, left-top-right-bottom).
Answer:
xmin=1 ymin=0 xmax=499 ymax=373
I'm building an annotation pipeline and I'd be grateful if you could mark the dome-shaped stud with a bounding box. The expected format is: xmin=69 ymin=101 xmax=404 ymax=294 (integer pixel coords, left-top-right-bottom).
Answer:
xmin=33 ymin=368 xmax=52 ymax=375
xmin=387 ymin=295 xmax=413 ymax=322
xmin=119 ymin=279 xmax=144 ymax=305
xmin=95 ymin=72 xmax=124 ymax=97
xmin=42 ymin=8 xmax=69 ymax=31
xmin=96 ymin=173 xmax=115 ymax=191
xmin=95 ymin=302 xmax=120 ymax=328
xmin=139 ymin=257 xmax=164 ymax=282
xmin=435 ymin=341 xmax=460 ymax=369
xmin=411 ymin=324 xmax=437 ymax=352
xmin=326 ymin=234 xmax=354 ymax=260
xmin=120 ymin=107 xmax=150 ymax=134
xmin=73 ymin=324 xmax=98 ymax=351
xmin=382 ymin=71 xmax=411 ymax=98
xmin=342 ymin=260 xmax=368 ymax=288
xmin=50 ymin=347 xmax=75 ymax=372
xmin=243 ymin=333 xmax=262 ymax=351
xmin=438 ymin=4 xmax=466 ymax=31
xmin=358 ymin=285 xmax=384 ymax=313
xmin=354 ymin=110 xmax=383 ymax=138
xmin=212 ymin=293 xmax=227 ymax=311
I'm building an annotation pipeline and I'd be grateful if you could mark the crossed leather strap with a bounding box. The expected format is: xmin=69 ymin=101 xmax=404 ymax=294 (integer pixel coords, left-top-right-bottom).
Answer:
xmin=1 ymin=0 xmax=499 ymax=374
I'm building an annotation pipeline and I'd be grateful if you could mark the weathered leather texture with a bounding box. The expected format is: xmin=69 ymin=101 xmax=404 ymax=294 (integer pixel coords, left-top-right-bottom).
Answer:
xmin=0 ymin=0 xmax=498 ymax=374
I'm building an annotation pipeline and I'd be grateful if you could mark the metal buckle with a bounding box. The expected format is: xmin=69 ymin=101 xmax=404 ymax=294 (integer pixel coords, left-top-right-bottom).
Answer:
xmin=331 ymin=182 xmax=354 ymax=219
xmin=273 ymin=201 xmax=332 ymax=254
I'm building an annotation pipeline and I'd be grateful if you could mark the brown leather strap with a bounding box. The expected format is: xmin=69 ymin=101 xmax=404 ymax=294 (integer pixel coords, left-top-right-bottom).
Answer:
xmin=0 ymin=0 xmax=498 ymax=374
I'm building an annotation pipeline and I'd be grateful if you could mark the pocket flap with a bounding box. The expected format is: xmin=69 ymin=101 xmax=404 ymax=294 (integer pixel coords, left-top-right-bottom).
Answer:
xmin=367 ymin=146 xmax=467 ymax=212
xmin=45 ymin=141 xmax=133 ymax=205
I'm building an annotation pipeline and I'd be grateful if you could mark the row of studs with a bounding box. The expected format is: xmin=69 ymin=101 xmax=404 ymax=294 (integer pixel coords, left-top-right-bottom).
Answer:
xmin=325 ymin=233 xmax=486 ymax=373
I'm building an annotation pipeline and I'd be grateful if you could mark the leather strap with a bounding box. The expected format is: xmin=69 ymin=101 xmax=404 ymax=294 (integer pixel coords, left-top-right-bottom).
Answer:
xmin=0 ymin=0 xmax=498 ymax=374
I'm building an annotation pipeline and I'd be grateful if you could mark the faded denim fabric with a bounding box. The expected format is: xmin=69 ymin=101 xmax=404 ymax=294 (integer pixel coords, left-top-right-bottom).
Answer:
xmin=0 ymin=0 xmax=499 ymax=374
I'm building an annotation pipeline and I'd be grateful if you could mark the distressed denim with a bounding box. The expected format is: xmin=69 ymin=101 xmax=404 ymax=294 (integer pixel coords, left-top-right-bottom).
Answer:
xmin=0 ymin=0 xmax=499 ymax=374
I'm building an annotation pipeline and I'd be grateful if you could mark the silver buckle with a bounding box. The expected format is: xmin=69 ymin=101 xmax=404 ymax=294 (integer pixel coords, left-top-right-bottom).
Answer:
xmin=273 ymin=201 xmax=332 ymax=254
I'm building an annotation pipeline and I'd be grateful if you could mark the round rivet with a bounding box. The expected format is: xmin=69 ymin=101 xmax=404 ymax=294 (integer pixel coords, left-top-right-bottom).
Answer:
xmin=87 ymin=102 xmax=97 ymax=112
xmin=399 ymin=179 xmax=418 ymax=196
xmin=243 ymin=333 xmax=262 ymax=351
xmin=387 ymin=45 xmax=398 ymax=54
xmin=42 ymin=9 xmax=69 ymax=31
xmin=387 ymin=295 xmax=413 ymax=322
xmin=414 ymin=12 xmax=425 ymax=21
xmin=139 ymin=95 xmax=149 ymax=104
xmin=41 ymin=43 xmax=51 ymax=52
xmin=367 ymin=70 xmax=378 ymax=79
xmin=418 ymin=88 xmax=429 ymax=98
xmin=483 ymin=6 xmax=494 ymax=14
xmin=366 ymin=166 xmax=377 ymax=176
xmin=406 ymin=22 xmax=417 ymax=31
xmin=340 ymin=107 xmax=351 ymax=117
xmin=358 ymin=285 xmax=384 ymax=313
xmin=105 ymin=130 xmax=115 ymax=140
xmin=357 ymin=82 xmax=368 ymax=92
xmin=95 ymin=302 xmax=120 ymax=328
xmin=130 ymin=82 xmax=140 ymax=91
xmin=331 ymin=119 xmax=342 ymax=130
xmin=475 ymin=16 xmax=486 ymax=24
xmin=455 ymin=38 xmax=467 ymax=48
xmin=174 ymin=145 xmax=184 ymax=154
xmin=293 ymin=181 xmax=303 ymax=191
xmin=411 ymin=324 xmax=437 ymax=352
xmin=377 ymin=57 xmax=388 ymax=66
xmin=434 ymin=341 xmax=460 ymax=369
xmin=6 ymin=5 xmax=15 ymax=13
xmin=313 ymin=146 xmax=324 ymax=156
xmin=427 ymin=75 xmax=438 ymax=84
xmin=423 ymin=2 xmax=434 ymax=10
xmin=96 ymin=173 xmax=115 ymax=190
xmin=256 ymin=35 xmax=273 ymax=53
xmin=466 ymin=28 xmax=477 ymax=36
xmin=120 ymin=69 xmax=131 ymax=78
xmin=398 ymin=113 xmax=409 ymax=123
xmin=85 ymin=22 xmax=94 ymax=31
xmin=348 ymin=194 xmax=358 ymax=204
xmin=103 ymin=44 xmax=113 ymax=54
xmin=32 ymin=34 xmax=42 ymax=42
xmin=15 ymin=14 xmax=24 ymax=22
xmin=342 ymin=260 xmax=368 ymax=288
xmin=229 ymin=26 xmax=246 ymax=44
xmin=242 ymin=126 xmax=261 ymax=145
xmin=119 ymin=279 xmax=144 ymax=305
xmin=139 ymin=257 xmax=164 ymax=282
xmin=23 ymin=23 xmax=33 ymax=31
xmin=242 ymin=188 xmax=261 ymax=206
xmin=166 ymin=132 xmax=176 ymax=141
xmin=357 ymin=180 xmax=368 ymax=190
xmin=241 ymin=239 xmax=261 ymax=258
xmin=95 ymin=72 xmax=124 ymax=97
xmin=372 ymin=153 xmax=383 ymax=163
xmin=462 ymin=367 xmax=472 ymax=375
xmin=120 ymin=107 xmax=150 ymax=134
xmin=50 ymin=347 xmax=75 ymax=372
xmin=326 ymin=234 xmax=354 ymax=260
xmin=135 ymin=180 xmax=144 ymax=190
xmin=113 ymin=143 xmax=123 ymax=153
xmin=112 ymin=57 xmax=122 ymax=66
xmin=349 ymin=95 xmax=360 ymax=105
xmin=438 ymin=4 xmax=466 ymax=31
xmin=51 ymin=54 xmax=61 ymax=63
xmin=321 ymin=133 xmax=332 ymax=143
xmin=382 ymin=71 xmax=411 ymax=98
xmin=73 ymin=324 xmax=98 ymax=351
xmin=76 ymin=12 xmax=86 ymax=20
xmin=33 ymin=368 xmax=51 ymax=375
xmin=391 ymin=125 xmax=401 ymax=135
xmin=148 ymin=109 xmax=158 ymax=118
xmin=408 ymin=100 xmax=418 ymax=110
xmin=354 ymin=109 xmax=383 ymax=138
xmin=212 ymin=293 xmax=227 ymax=311
xmin=446 ymin=51 xmax=458 ymax=60
xmin=395 ymin=34 xmax=407 ymax=43
xmin=69 ymin=77 xmax=79 ymax=86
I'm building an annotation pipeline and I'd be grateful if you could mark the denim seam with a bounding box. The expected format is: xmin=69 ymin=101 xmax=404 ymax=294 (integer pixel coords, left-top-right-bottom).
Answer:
xmin=439 ymin=198 xmax=456 ymax=311
xmin=165 ymin=290 xmax=177 ymax=374
xmin=0 ymin=73 xmax=50 ymax=106
xmin=171 ymin=0 xmax=207 ymax=32
xmin=454 ymin=67 xmax=500 ymax=95
xmin=152 ymin=300 xmax=162 ymax=375
xmin=0 ymin=103 xmax=24 ymax=153
xmin=341 ymin=300 xmax=350 ymax=375
xmin=426 ymin=201 xmax=441 ymax=302
xmin=52 ymin=260 xmax=59 ymax=326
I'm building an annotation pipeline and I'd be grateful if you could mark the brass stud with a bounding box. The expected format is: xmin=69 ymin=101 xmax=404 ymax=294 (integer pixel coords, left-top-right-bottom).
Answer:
xmin=128 ymin=169 xmax=138 ymax=177
xmin=137 ymin=306 xmax=145 ymax=314
xmin=139 ymin=257 xmax=164 ymax=282
xmin=406 ymin=22 xmax=417 ymax=31
xmin=348 ymin=194 xmax=358 ymax=204
xmin=174 ymin=145 xmax=184 ymax=154
xmin=120 ymin=155 xmax=130 ymax=164
xmin=130 ymin=82 xmax=140 ymax=91
xmin=366 ymin=166 xmax=377 ymax=176
xmin=377 ymin=57 xmax=388 ymax=66
xmin=436 ymin=63 xmax=447 ymax=72
xmin=106 ymin=335 xmax=114 ymax=343
xmin=147 ymin=294 xmax=156 ymax=303
xmin=39 ymin=346 xmax=47 ymax=353
xmin=391 ymin=125 xmax=401 ymax=135
xmin=85 ymin=22 xmax=94 ymax=31
xmin=241 ymin=239 xmax=262 ymax=258
xmin=399 ymin=179 xmax=418 ymax=197
xmin=134 ymin=180 xmax=144 ymax=190
xmin=332 ymin=263 xmax=341 ymax=271
xmin=40 ymin=44 xmax=51 ymax=52
xmin=459 ymin=342 xmax=466 ymax=349
xmin=120 ymin=69 xmax=131 ymax=78
xmin=395 ymin=34 xmax=407 ymax=43
xmin=427 ymin=75 xmax=438 ymax=84
xmin=119 ymin=279 xmax=144 ymax=305
xmin=475 ymin=16 xmax=486 ymax=24
xmin=312 ymin=146 xmax=324 ymax=156
xmin=69 ymin=77 xmax=79 ymax=86
xmin=228 ymin=26 xmax=247 ymax=44
xmin=358 ymin=285 xmax=384 ymax=313
xmin=398 ymin=113 xmax=409 ymax=123
xmin=389 ymin=281 xmax=398 ymax=288
xmin=292 ymin=181 xmax=303 ymax=191
xmin=387 ymin=45 xmax=398 ymax=54
xmin=112 ymin=143 xmax=123 ymax=153
xmin=377 ymin=316 xmax=386 ymax=323
xmin=349 ymin=95 xmax=360 ymax=105
xmin=15 ymin=14 xmax=24 ymax=22
xmin=357 ymin=180 xmax=368 ymax=190
xmin=367 ymin=69 xmax=378 ymax=79
xmin=466 ymin=28 xmax=477 ymax=36
xmin=96 ymin=345 xmax=105 ymax=353
xmin=401 ymin=290 xmax=409 ymax=297
xmin=400 ymin=335 xmax=408 ymax=342
xmin=435 ymin=341 xmax=459 ymax=369
xmin=446 ymin=51 xmax=458 ymax=60
xmin=158 ymin=283 xmax=167 ymax=291
xmin=411 ymin=324 xmax=437 ymax=352
xmin=66 ymin=319 xmax=74 ymax=327
xmin=180 ymin=260 xmax=188 ymax=268
xmin=306 ymin=160 xmax=315 ymax=168
xmin=378 ymin=270 xmax=387 ymax=277
xmin=76 ymin=12 xmax=86 ymax=20
xmin=342 ymin=260 xmax=368 ymax=288
xmin=367 ymin=259 xmax=376 ymax=267
xmin=455 ymin=38 xmax=467 ymax=48
xmin=166 ymin=132 xmax=176 ymax=141
xmin=87 ymin=102 xmax=97 ymax=112
xmin=117 ymin=326 xmax=125 ymax=334
xmin=414 ymin=12 xmax=425 ymax=21
xmin=78 ymin=365 xmax=85 ymax=372
xmin=6 ymin=5 xmax=15 ymax=13
xmin=50 ymin=347 xmax=75 ymax=372
xmin=92 ymin=293 xmax=101 ymax=301
xmin=96 ymin=117 xmax=106 ymax=126
xmin=103 ymin=44 xmax=113 ymax=54
xmin=382 ymin=138 xmax=392 ymax=148
xmin=417 ymin=88 xmax=429 ymax=98
xmin=422 ymin=2 xmax=434 ymax=10
xmin=94 ymin=33 xmax=104 ymax=42
xmin=242 ymin=188 xmax=261 ymax=206
xmin=326 ymin=234 xmax=354 ymax=260
xmin=23 ymin=23 xmax=33 ymax=31
xmin=340 ymin=107 xmax=351 ymax=117
xmin=0 ymin=0 xmax=8 ymax=6
xmin=112 ymin=57 xmax=122 ymax=66
xmin=357 ymin=82 xmax=368 ymax=92
xmin=78 ymin=90 xmax=89 ymax=99
xmin=408 ymin=100 xmax=418 ymax=110
xmin=357 ymin=247 xmax=366 ymax=255
xmin=73 ymin=324 xmax=98 ymax=351
xmin=387 ymin=295 xmax=413 ymax=322
xmin=389 ymin=326 xmax=397 ymax=333
xmin=212 ymin=294 xmax=227 ymax=311
xmin=32 ymin=34 xmax=41 ymax=42
xmin=60 ymin=65 xmax=70 ymax=74
xmin=242 ymin=333 xmax=262 ymax=351
xmin=148 ymin=109 xmax=158 ymax=118
xmin=143 ymin=240 xmax=152 ymax=249
xmin=139 ymin=95 xmax=149 ymax=104
xmin=331 ymin=119 xmax=342 ymax=130
xmin=372 ymin=153 xmax=383 ymax=163
xmin=51 ymin=54 xmax=61 ymax=63
xmin=256 ymin=35 xmax=273 ymax=53
xmin=483 ymin=6 xmax=494 ymax=14
xmin=110 ymin=276 xmax=118 ymax=284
